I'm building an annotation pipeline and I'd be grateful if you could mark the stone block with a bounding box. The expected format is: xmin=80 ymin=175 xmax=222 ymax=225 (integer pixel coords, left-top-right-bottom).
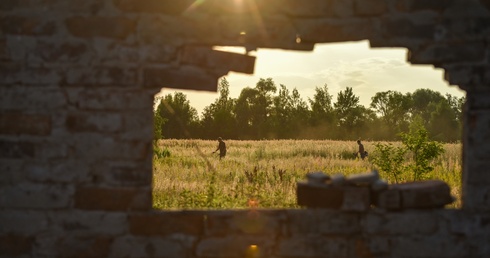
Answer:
xmin=129 ymin=211 xmax=204 ymax=236
xmin=409 ymin=42 xmax=485 ymax=65
xmin=0 ymin=140 xmax=35 ymax=159
xmin=144 ymin=66 xmax=220 ymax=92
xmin=110 ymin=236 xmax=186 ymax=258
xmin=204 ymin=210 xmax=282 ymax=236
xmin=396 ymin=0 xmax=455 ymax=12
xmin=0 ymin=87 xmax=66 ymax=110
xmin=294 ymin=18 xmax=373 ymax=43
xmin=0 ymin=234 xmax=34 ymax=256
xmin=92 ymin=162 xmax=151 ymax=187
xmin=65 ymin=16 xmax=136 ymax=40
xmin=297 ymin=182 xmax=371 ymax=211
xmin=196 ymin=235 xmax=274 ymax=258
xmin=0 ymin=112 xmax=51 ymax=135
xmin=364 ymin=211 xmax=438 ymax=235
xmin=354 ymin=0 xmax=387 ymax=16
xmin=48 ymin=211 xmax=128 ymax=235
xmin=0 ymin=16 xmax=56 ymax=36
xmin=376 ymin=180 xmax=453 ymax=210
xmin=64 ymin=66 xmax=138 ymax=86
xmin=280 ymin=0 xmax=354 ymax=17
xmin=287 ymin=209 xmax=361 ymax=235
xmin=113 ymin=0 xmax=194 ymax=14
xmin=74 ymin=186 xmax=151 ymax=211
xmin=0 ymin=211 xmax=49 ymax=234
xmin=181 ymin=46 xmax=255 ymax=74
xmin=27 ymin=40 xmax=91 ymax=64
xmin=65 ymin=112 xmax=122 ymax=133
xmin=57 ymin=234 xmax=112 ymax=258
xmin=0 ymin=183 xmax=74 ymax=209
xmin=392 ymin=235 xmax=470 ymax=258
xmin=277 ymin=236 xmax=348 ymax=258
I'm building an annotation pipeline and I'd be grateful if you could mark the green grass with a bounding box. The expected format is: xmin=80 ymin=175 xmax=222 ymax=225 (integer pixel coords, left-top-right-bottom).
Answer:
xmin=153 ymin=140 xmax=462 ymax=209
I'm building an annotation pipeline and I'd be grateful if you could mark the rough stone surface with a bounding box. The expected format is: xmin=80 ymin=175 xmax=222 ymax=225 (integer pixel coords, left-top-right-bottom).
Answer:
xmin=1 ymin=0 xmax=490 ymax=257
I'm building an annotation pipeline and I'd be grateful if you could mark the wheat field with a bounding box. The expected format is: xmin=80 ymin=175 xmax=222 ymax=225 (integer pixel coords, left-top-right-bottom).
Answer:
xmin=153 ymin=139 xmax=462 ymax=210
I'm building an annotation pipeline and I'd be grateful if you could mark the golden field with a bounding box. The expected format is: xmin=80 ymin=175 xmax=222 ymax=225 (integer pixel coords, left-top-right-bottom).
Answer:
xmin=153 ymin=139 xmax=462 ymax=209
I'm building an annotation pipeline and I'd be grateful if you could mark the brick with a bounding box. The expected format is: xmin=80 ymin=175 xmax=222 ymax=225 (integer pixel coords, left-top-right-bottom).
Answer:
xmin=354 ymin=0 xmax=387 ymax=16
xmin=63 ymin=66 xmax=138 ymax=86
xmin=0 ymin=234 xmax=34 ymax=256
xmin=375 ymin=188 xmax=401 ymax=210
xmin=196 ymin=236 xmax=274 ymax=258
xmin=386 ymin=180 xmax=454 ymax=209
xmin=277 ymin=236 xmax=348 ymax=258
xmin=57 ymin=235 xmax=112 ymax=258
xmin=68 ymin=135 xmax=150 ymax=160
xmin=0 ymin=160 xmax=25 ymax=184
xmin=49 ymin=211 xmax=128 ymax=235
xmin=71 ymin=89 xmax=153 ymax=111
xmin=288 ymin=209 xmax=361 ymax=235
xmin=0 ymin=88 xmax=66 ymax=110
xmin=181 ymin=46 xmax=255 ymax=74
xmin=0 ymin=140 xmax=34 ymax=159
xmin=392 ymin=235 xmax=470 ymax=258
xmin=92 ymin=162 xmax=152 ymax=187
xmin=381 ymin=15 xmax=437 ymax=40
xmin=0 ymin=211 xmax=49 ymax=234
xmin=0 ymin=112 xmax=51 ymax=135
xmin=26 ymin=161 xmax=90 ymax=183
xmin=204 ymin=210 xmax=282 ymax=236
xmin=65 ymin=16 xmax=136 ymax=39
xmin=296 ymin=182 xmax=371 ymax=211
xmin=280 ymin=0 xmax=354 ymax=17
xmin=0 ymin=16 xmax=56 ymax=36
xmin=396 ymin=0 xmax=455 ymax=12
xmin=28 ymin=40 xmax=91 ymax=64
xmin=465 ymin=110 xmax=490 ymax=159
xmin=409 ymin=42 xmax=486 ymax=65
xmin=113 ymin=0 xmax=194 ymax=14
xmin=129 ymin=211 xmax=204 ymax=236
xmin=66 ymin=112 xmax=122 ymax=133
xmin=0 ymin=183 xmax=74 ymax=209
xmin=0 ymin=63 xmax=63 ymax=85
xmin=110 ymin=236 xmax=186 ymax=258
xmin=364 ymin=211 xmax=438 ymax=235
xmin=294 ymin=18 xmax=373 ymax=43
xmin=144 ymin=67 xmax=220 ymax=92
xmin=75 ymin=186 xmax=151 ymax=211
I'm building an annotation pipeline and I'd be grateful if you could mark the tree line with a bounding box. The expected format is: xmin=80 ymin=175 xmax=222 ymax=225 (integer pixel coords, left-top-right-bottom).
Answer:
xmin=154 ymin=77 xmax=464 ymax=142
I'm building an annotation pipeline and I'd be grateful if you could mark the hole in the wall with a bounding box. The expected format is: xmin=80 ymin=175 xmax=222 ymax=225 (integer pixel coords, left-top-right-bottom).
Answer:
xmin=152 ymin=40 xmax=465 ymax=210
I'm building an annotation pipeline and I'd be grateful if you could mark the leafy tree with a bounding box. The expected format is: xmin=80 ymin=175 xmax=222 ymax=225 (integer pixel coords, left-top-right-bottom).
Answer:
xmin=155 ymin=92 xmax=198 ymax=139
xmin=410 ymin=89 xmax=445 ymax=127
xmin=309 ymin=84 xmax=335 ymax=126
xmin=235 ymin=78 xmax=277 ymax=139
xmin=200 ymin=78 xmax=237 ymax=139
xmin=334 ymin=87 xmax=369 ymax=139
xmin=271 ymin=85 xmax=309 ymax=138
xmin=370 ymin=91 xmax=412 ymax=139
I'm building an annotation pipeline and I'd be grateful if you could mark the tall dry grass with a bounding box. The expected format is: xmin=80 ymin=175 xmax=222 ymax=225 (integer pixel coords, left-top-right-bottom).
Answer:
xmin=153 ymin=140 xmax=462 ymax=209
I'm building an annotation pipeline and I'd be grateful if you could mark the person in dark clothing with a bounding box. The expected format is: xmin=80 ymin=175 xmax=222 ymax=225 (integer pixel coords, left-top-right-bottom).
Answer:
xmin=357 ymin=139 xmax=367 ymax=160
xmin=213 ymin=137 xmax=227 ymax=159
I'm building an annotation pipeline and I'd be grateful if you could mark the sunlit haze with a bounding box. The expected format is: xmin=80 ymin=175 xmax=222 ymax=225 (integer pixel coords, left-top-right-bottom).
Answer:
xmin=156 ymin=40 xmax=465 ymax=115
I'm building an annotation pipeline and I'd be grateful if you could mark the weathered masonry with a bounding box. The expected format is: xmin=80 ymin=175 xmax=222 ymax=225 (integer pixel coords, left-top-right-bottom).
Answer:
xmin=1 ymin=0 xmax=490 ymax=257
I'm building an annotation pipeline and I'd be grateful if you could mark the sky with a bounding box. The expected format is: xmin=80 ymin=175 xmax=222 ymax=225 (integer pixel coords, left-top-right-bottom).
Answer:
xmin=157 ymin=40 xmax=466 ymax=115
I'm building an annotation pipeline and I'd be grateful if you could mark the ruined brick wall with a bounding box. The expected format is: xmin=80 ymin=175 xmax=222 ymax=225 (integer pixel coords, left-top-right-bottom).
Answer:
xmin=1 ymin=0 xmax=490 ymax=257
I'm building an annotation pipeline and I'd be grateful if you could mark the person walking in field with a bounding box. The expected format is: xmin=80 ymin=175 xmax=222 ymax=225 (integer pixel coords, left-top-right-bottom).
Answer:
xmin=213 ymin=137 xmax=227 ymax=159
xmin=357 ymin=139 xmax=368 ymax=160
